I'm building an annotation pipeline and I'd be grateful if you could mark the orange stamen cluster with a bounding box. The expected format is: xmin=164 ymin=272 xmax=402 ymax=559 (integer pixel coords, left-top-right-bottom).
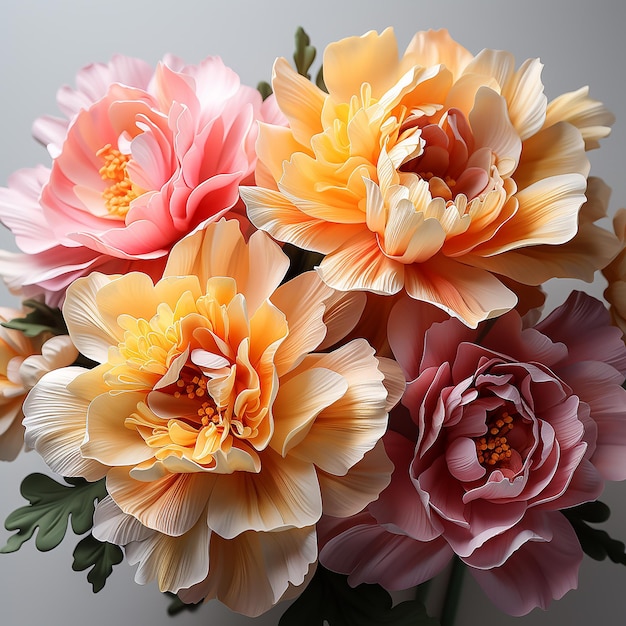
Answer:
xmin=97 ymin=144 xmax=143 ymax=217
xmin=173 ymin=374 xmax=222 ymax=428
xmin=476 ymin=411 xmax=515 ymax=468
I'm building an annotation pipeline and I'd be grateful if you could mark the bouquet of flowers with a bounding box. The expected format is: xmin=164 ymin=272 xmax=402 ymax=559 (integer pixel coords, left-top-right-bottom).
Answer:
xmin=1 ymin=25 xmax=626 ymax=625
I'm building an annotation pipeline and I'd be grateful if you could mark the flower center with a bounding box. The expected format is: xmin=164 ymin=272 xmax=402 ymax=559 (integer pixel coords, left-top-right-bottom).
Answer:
xmin=399 ymin=109 xmax=491 ymax=202
xmin=97 ymin=144 xmax=145 ymax=218
xmin=475 ymin=409 xmax=515 ymax=469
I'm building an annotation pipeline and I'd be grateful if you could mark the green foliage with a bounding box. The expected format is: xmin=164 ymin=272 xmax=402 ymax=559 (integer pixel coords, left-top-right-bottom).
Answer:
xmin=166 ymin=593 xmax=202 ymax=616
xmin=72 ymin=534 xmax=124 ymax=592
xmin=1 ymin=299 xmax=67 ymax=337
xmin=279 ymin=566 xmax=439 ymax=626
xmin=257 ymin=80 xmax=273 ymax=100
xmin=293 ymin=27 xmax=317 ymax=80
xmin=1 ymin=474 xmax=107 ymax=553
xmin=564 ymin=501 xmax=626 ymax=564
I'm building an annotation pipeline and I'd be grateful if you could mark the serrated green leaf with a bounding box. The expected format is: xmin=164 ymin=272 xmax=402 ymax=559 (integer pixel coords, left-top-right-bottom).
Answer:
xmin=72 ymin=534 xmax=124 ymax=592
xmin=293 ymin=27 xmax=317 ymax=80
xmin=1 ymin=474 xmax=107 ymax=553
xmin=1 ymin=299 xmax=67 ymax=337
xmin=279 ymin=566 xmax=439 ymax=626
xmin=165 ymin=592 xmax=202 ymax=616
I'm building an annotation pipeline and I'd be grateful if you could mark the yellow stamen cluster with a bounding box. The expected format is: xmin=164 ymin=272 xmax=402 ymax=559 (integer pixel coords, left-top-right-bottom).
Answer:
xmin=173 ymin=374 xmax=223 ymax=428
xmin=97 ymin=144 xmax=144 ymax=218
xmin=476 ymin=411 xmax=514 ymax=467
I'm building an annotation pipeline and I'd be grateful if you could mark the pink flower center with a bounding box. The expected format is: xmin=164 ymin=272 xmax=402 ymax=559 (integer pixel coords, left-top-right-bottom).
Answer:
xmin=400 ymin=108 xmax=491 ymax=202
xmin=475 ymin=409 xmax=515 ymax=469
xmin=97 ymin=144 xmax=145 ymax=218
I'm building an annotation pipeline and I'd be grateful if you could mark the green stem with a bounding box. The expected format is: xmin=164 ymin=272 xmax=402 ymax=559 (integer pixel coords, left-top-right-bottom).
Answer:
xmin=440 ymin=557 xmax=465 ymax=626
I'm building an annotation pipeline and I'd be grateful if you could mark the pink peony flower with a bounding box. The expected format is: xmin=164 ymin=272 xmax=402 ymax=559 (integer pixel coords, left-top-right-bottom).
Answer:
xmin=0 ymin=54 xmax=282 ymax=306
xmin=319 ymin=291 xmax=626 ymax=615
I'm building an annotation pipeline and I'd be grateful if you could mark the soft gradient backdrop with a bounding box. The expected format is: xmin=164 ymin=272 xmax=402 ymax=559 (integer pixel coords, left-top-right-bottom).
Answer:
xmin=1 ymin=1 xmax=625 ymax=624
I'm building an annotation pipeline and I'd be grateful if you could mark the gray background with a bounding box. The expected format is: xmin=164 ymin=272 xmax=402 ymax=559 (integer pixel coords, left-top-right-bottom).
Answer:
xmin=1 ymin=1 xmax=626 ymax=624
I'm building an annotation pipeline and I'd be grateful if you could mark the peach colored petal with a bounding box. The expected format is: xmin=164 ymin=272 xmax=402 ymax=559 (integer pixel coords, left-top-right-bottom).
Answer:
xmin=23 ymin=367 xmax=107 ymax=481
xmin=206 ymin=451 xmax=322 ymax=538
xmin=323 ymin=28 xmax=401 ymax=101
xmin=270 ymin=366 xmax=348 ymax=457
xmin=404 ymin=256 xmax=517 ymax=327
xmin=288 ymin=339 xmax=389 ymax=475
xmin=271 ymin=272 xmax=333 ymax=376
xmin=317 ymin=231 xmax=404 ymax=295
xmin=125 ymin=513 xmax=211 ymax=593
xmin=81 ymin=391 xmax=155 ymax=466
xmin=106 ymin=467 xmax=213 ymax=536
xmin=544 ymin=86 xmax=614 ymax=150
xmin=317 ymin=439 xmax=393 ymax=518
xmin=241 ymin=186 xmax=364 ymax=255
xmin=271 ymin=58 xmax=325 ymax=146
xmin=402 ymin=29 xmax=472 ymax=79
xmin=180 ymin=526 xmax=316 ymax=616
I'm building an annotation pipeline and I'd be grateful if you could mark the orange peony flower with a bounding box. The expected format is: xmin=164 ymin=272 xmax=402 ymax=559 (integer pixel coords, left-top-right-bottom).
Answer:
xmin=22 ymin=219 xmax=403 ymax=615
xmin=241 ymin=28 xmax=618 ymax=327
xmin=0 ymin=310 xmax=78 ymax=461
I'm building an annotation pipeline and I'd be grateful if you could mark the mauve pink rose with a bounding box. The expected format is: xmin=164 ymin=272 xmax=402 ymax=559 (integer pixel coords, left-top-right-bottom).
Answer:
xmin=319 ymin=291 xmax=626 ymax=616
xmin=0 ymin=54 xmax=283 ymax=306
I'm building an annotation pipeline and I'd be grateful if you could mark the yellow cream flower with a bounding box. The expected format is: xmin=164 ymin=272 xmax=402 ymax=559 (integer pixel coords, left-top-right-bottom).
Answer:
xmin=241 ymin=28 xmax=618 ymax=327
xmin=603 ymin=206 xmax=626 ymax=336
xmin=22 ymin=219 xmax=403 ymax=616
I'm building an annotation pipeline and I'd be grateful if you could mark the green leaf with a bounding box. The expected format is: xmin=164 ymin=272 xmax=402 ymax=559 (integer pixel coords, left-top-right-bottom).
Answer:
xmin=1 ymin=299 xmax=67 ymax=337
xmin=165 ymin=593 xmax=202 ymax=616
xmin=563 ymin=503 xmax=626 ymax=564
xmin=293 ymin=27 xmax=317 ymax=80
xmin=1 ymin=474 xmax=107 ymax=553
xmin=257 ymin=80 xmax=273 ymax=100
xmin=279 ymin=566 xmax=439 ymax=626
xmin=72 ymin=534 xmax=124 ymax=593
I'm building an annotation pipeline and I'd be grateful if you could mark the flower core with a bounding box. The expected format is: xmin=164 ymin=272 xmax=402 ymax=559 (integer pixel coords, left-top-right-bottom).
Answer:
xmin=97 ymin=144 xmax=145 ymax=218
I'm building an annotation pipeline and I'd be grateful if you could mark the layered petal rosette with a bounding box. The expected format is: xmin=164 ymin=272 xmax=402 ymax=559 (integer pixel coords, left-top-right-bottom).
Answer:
xmin=319 ymin=292 xmax=626 ymax=615
xmin=0 ymin=308 xmax=78 ymax=461
xmin=241 ymin=28 xmax=618 ymax=327
xmin=22 ymin=219 xmax=402 ymax=616
xmin=0 ymin=54 xmax=281 ymax=306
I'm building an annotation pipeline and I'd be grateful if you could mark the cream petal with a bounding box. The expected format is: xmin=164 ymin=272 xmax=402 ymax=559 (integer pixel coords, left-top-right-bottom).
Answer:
xmin=206 ymin=451 xmax=322 ymax=538
xmin=470 ymin=87 xmax=521 ymax=178
xmin=502 ymin=57 xmax=546 ymax=141
xmin=271 ymin=366 xmax=348 ymax=457
xmin=271 ymin=272 xmax=333 ymax=376
xmin=545 ymin=86 xmax=615 ymax=150
xmin=63 ymin=272 xmax=122 ymax=363
xmin=288 ymin=339 xmax=389 ymax=475
xmin=106 ymin=467 xmax=213 ymax=536
xmin=125 ymin=513 xmax=211 ymax=593
xmin=92 ymin=495 xmax=153 ymax=545
xmin=180 ymin=526 xmax=317 ymax=617
xmin=403 ymin=29 xmax=473 ymax=80
xmin=82 ymin=390 xmax=156 ymax=466
xmin=23 ymin=367 xmax=107 ymax=481
xmin=317 ymin=439 xmax=393 ymax=517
